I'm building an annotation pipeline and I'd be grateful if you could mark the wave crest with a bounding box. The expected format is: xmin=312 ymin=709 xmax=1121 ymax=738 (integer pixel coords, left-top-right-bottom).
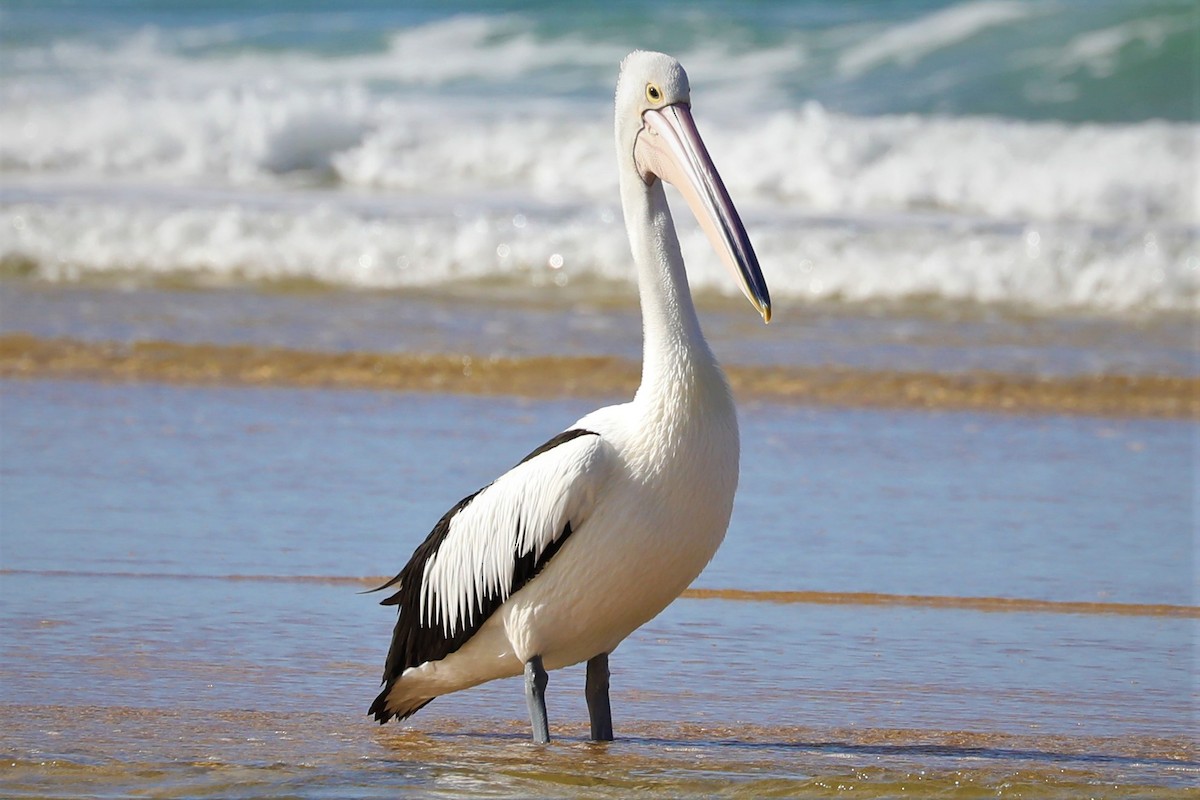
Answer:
xmin=2 ymin=90 xmax=1192 ymax=226
xmin=3 ymin=199 xmax=1195 ymax=314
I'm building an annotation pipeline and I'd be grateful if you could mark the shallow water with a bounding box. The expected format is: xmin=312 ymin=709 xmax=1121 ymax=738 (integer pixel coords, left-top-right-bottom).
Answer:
xmin=2 ymin=380 xmax=1193 ymax=603
xmin=2 ymin=281 xmax=1197 ymax=378
xmin=1 ymin=379 xmax=1195 ymax=796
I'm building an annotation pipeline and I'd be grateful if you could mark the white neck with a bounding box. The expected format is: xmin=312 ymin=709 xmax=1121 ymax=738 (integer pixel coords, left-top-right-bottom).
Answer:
xmin=618 ymin=168 xmax=724 ymax=415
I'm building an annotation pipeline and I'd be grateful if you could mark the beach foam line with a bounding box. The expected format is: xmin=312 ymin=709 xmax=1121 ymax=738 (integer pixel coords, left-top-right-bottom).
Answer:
xmin=4 ymin=568 xmax=1196 ymax=618
xmin=2 ymin=334 xmax=1197 ymax=419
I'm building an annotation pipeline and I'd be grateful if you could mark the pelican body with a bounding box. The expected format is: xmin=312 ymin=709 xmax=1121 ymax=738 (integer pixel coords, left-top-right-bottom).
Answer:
xmin=370 ymin=51 xmax=771 ymax=743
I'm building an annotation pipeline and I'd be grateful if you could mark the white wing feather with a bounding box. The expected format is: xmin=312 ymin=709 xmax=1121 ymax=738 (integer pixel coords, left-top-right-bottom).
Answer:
xmin=419 ymin=432 xmax=610 ymax=637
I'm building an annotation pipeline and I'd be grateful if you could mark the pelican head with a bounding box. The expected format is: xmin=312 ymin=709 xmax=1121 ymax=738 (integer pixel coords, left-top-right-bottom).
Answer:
xmin=615 ymin=51 xmax=771 ymax=323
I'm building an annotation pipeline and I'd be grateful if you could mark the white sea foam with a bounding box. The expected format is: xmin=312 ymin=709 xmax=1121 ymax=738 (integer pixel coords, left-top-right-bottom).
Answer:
xmin=3 ymin=194 xmax=1195 ymax=314
xmin=2 ymin=8 xmax=1191 ymax=226
xmin=837 ymin=0 xmax=1036 ymax=77
xmin=1054 ymin=15 xmax=1179 ymax=78
xmin=1 ymin=7 xmax=1195 ymax=315
xmin=2 ymin=84 xmax=1192 ymax=227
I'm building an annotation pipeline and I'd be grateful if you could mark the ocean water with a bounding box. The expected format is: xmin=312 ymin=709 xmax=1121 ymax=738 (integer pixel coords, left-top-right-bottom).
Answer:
xmin=4 ymin=280 xmax=1198 ymax=377
xmin=1 ymin=381 xmax=1196 ymax=797
xmin=1 ymin=0 xmax=1196 ymax=313
xmin=1 ymin=4 xmax=1197 ymax=795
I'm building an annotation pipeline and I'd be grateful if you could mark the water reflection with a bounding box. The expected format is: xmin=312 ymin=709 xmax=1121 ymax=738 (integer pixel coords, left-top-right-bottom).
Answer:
xmin=1 ymin=380 xmax=1195 ymax=797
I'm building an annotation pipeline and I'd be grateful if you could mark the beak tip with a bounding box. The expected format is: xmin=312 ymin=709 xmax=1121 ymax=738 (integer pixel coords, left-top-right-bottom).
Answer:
xmin=760 ymin=303 xmax=772 ymax=324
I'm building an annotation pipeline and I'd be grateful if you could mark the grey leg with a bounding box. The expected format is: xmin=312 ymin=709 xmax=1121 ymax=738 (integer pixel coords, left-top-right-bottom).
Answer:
xmin=585 ymin=652 xmax=613 ymax=741
xmin=524 ymin=655 xmax=550 ymax=744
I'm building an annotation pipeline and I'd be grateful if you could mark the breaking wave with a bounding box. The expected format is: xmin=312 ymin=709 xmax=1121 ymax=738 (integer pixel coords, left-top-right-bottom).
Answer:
xmin=0 ymin=2 xmax=1195 ymax=314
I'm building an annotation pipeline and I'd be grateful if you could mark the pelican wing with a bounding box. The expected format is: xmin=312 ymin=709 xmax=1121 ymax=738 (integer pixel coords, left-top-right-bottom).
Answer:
xmin=372 ymin=428 xmax=609 ymax=686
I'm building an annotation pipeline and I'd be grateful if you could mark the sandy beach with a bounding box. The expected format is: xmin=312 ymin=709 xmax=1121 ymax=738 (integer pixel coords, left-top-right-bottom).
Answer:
xmin=3 ymin=333 xmax=1197 ymax=419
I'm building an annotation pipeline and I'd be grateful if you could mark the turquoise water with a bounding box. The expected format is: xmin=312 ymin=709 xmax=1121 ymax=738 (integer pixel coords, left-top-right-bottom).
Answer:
xmin=2 ymin=0 xmax=1195 ymax=313
xmin=3 ymin=0 xmax=1192 ymax=121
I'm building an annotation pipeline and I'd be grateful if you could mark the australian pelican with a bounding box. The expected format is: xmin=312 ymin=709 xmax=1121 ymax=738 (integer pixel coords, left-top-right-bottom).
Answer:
xmin=369 ymin=50 xmax=771 ymax=743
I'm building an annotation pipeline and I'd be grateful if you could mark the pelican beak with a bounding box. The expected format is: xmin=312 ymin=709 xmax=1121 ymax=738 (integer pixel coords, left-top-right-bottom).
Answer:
xmin=634 ymin=103 xmax=771 ymax=323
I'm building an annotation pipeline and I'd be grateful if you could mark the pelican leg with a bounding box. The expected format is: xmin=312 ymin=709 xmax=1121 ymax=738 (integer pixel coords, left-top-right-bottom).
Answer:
xmin=585 ymin=652 xmax=614 ymax=741
xmin=524 ymin=655 xmax=550 ymax=744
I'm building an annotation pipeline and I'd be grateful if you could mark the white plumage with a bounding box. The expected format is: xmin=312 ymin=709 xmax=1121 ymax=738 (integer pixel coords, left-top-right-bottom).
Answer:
xmin=418 ymin=431 xmax=609 ymax=637
xmin=370 ymin=50 xmax=770 ymax=742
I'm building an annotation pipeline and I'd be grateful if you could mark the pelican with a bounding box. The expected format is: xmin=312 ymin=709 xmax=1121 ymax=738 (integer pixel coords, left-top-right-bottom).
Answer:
xmin=369 ymin=50 xmax=771 ymax=743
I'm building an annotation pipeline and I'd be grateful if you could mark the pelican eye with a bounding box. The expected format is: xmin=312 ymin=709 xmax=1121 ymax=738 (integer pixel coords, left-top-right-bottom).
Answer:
xmin=645 ymin=83 xmax=662 ymax=103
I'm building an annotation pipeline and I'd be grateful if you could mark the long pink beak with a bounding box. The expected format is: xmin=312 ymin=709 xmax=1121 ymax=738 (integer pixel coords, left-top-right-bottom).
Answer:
xmin=634 ymin=103 xmax=772 ymax=323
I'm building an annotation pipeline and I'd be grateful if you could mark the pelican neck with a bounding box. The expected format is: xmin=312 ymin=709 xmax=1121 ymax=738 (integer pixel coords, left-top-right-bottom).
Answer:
xmin=619 ymin=172 xmax=722 ymax=409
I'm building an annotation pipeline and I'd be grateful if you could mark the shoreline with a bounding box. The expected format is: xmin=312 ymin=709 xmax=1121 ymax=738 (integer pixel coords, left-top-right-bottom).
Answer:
xmin=1 ymin=333 xmax=1196 ymax=419
xmin=3 ymin=704 xmax=1195 ymax=794
xmin=3 ymin=702 xmax=1195 ymax=762
xmin=4 ymin=568 xmax=1195 ymax=617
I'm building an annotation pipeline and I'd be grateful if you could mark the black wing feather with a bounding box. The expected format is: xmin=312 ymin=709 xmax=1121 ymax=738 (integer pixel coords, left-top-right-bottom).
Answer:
xmin=369 ymin=428 xmax=597 ymax=723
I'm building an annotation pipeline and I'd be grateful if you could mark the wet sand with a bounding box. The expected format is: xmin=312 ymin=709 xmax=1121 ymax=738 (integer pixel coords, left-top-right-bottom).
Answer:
xmin=3 ymin=705 xmax=1195 ymax=799
xmin=2 ymin=333 xmax=1196 ymax=418
xmin=3 ymin=569 xmax=1196 ymax=799
xmin=4 ymin=281 xmax=1197 ymax=378
xmin=3 ymin=566 xmax=1196 ymax=798
xmin=5 ymin=567 xmax=1195 ymax=618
